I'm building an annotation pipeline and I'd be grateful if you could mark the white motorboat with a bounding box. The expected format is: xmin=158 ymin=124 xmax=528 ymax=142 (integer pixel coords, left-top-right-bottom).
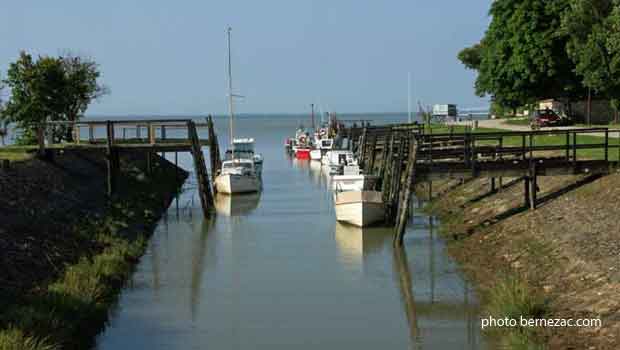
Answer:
xmin=332 ymin=174 xmax=379 ymax=192
xmin=310 ymin=149 xmax=322 ymax=161
xmin=310 ymin=138 xmax=334 ymax=161
xmin=323 ymin=150 xmax=357 ymax=174
xmin=332 ymin=174 xmax=384 ymax=227
xmin=226 ymin=138 xmax=263 ymax=175
xmin=214 ymin=159 xmax=261 ymax=194
xmin=333 ymin=190 xmax=385 ymax=227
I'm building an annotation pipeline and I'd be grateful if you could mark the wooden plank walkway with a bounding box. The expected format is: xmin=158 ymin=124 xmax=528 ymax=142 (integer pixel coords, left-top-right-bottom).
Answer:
xmin=35 ymin=118 xmax=221 ymax=217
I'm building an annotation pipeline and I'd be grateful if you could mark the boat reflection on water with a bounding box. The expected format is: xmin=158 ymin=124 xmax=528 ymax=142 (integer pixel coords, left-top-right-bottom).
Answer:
xmin=214 ymin=192 xmax=261 ymax=217
xmin=333 ymin=222 xmax=392 ymax=276
xmin=291 ymin=157 xmax=310 ymax=170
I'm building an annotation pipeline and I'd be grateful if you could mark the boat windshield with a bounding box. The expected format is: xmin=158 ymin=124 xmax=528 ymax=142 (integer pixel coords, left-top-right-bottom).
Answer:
xmin=223 ymin=162 xmax=253 ymax=170
xmin=321 ymin=140 xmax=333 ymax=148
xmin=233 ymin=141 xmax=255 ymax=152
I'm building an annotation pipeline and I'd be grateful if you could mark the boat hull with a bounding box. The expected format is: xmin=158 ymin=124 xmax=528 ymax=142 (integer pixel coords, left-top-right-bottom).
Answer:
xmin=332 ymin=175 xmax=379 ymax=192
xmin=295 ymin=148 xmax=311 ymax=159
xmin=214 ymin=174 xmax=261 ymax=194
xmin=310 ymin=149 xmax=322 ymax=161
xmin=334 ymin=191 xmax=385 ymax=227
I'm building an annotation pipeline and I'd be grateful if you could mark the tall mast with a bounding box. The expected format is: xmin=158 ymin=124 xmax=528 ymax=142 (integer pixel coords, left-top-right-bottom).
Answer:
xmin=227 ymin=27 xmax=235 ymax=149
xmin=310 ymin=103 xmax=315 ymax=131
xmin=408 ymin=72 xmax=412 ymax=123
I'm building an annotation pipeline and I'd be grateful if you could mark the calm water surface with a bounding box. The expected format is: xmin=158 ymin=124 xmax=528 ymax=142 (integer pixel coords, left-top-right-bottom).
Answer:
xmin=95 ymin=115 xmax=488 ymax=349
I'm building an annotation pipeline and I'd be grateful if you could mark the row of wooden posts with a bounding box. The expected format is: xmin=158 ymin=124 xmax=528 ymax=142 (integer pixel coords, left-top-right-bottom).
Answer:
xmin=346 ymin=124 xmax=620 ymax=246
xmin=347 ymin=124 xmax=424 ymax=246
xmin=37 ymin=116 xmax=223 ymax=217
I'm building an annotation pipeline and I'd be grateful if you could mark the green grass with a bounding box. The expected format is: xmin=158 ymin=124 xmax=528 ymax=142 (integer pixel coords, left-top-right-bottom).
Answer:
xmin=0 ymin=146 xmax=35 ymax=162
xmin=0 ymin=329 xmax=59 ymax=350
xmin=484 ymin=275 xmax=548 ymax=349
xmin=423 ymin=123 xmax=620 ymax=161
xmin=0 ymin=215 xmax=148 ymax=349
xmin=575 ymin=122 xmax=620 ymax=128
xmin=486 ymin=275 xmax=547 ymax=321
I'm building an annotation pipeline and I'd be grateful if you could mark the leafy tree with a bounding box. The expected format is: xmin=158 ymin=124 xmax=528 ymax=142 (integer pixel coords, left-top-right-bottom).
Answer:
xmin=59 ymin=53 xmax=108 ymax=140
xmin=1 ymin=52 xmax=67 ymax=144
xmin=563 ymin=0 xmax=620 ymax=121
xmin=459 ymin=0 xmax=586 ymax=114
xmin=457 ymin=43 xmax=483 ymax=71
xmin=1 ymin=51 xmax=107 ymax=144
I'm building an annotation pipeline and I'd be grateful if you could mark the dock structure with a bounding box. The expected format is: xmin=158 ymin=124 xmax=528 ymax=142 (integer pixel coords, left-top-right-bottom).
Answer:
xmin=345 ymin=124 xmax=620 ymax=246
xmin=36 ymin=117 xmax=222 ymax=217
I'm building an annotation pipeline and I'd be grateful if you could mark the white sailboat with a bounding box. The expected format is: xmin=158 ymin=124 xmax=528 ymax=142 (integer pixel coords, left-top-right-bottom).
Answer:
xmin=214 ymin=27 xmax=261 ymax=195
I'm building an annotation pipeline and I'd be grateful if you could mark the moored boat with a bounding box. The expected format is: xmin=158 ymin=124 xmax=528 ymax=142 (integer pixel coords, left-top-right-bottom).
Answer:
xmin=333 ymin=190 xmax=385 ymax=227
xmin=295 ymin=147 xmax=311 ymax=159
xmin=310 ymin=138 xmax=334 ymax=161
xmin=214 ymin=27 xmax=262 ymax=195
xmin=332 ymin=174 xmax=384 ymax=227
xmin=226 ymin=138 xmax=263 ymax=175
xmin=332 ymin=174 xmax=379 ymax=192
xmin=215 ymin=159 xmax=261 ymax=194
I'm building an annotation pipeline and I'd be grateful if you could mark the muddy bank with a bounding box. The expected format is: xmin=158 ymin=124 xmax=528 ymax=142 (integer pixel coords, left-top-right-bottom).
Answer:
xmin=419 ymin=173 xmax=620 ymax=349
xmin=0 ymin=150 xmax=188 ymax=349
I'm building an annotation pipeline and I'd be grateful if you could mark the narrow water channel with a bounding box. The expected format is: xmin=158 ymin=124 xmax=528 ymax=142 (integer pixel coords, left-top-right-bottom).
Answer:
xmin=95 ymin=115 xmax=488 ymax=349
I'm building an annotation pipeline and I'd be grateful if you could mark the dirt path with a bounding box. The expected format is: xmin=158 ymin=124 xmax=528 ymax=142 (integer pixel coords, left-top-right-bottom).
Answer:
xmin=451 ymin=118 xmax=620 ymax=138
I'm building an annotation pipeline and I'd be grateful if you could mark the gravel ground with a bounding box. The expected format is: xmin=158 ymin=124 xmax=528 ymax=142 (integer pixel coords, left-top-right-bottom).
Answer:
xmin=424 ymin=172 xmax=620 ymax=349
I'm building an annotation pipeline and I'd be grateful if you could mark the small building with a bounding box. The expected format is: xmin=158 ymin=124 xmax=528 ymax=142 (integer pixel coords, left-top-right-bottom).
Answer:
xmin=432 ymin=104 xmax=458 ymax=120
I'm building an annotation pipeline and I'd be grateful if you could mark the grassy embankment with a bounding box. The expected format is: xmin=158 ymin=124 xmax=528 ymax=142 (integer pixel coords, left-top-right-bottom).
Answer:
xmin=0 ymin=151 xmax=188 ymax=350
xmin=0 ymin=146 xmax=35 ymax=162
xmin=420 ymin=124 xmax=619 ymax=349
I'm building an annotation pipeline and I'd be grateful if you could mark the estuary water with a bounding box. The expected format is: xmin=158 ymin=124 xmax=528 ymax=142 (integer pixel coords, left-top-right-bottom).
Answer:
xmin=94 ymin=114 xmax=488 ymax=349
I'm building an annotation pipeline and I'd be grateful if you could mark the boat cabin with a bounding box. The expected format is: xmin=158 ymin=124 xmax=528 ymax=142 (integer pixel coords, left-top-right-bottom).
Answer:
xmin=220 ymin=159 xmax=256 ymax=176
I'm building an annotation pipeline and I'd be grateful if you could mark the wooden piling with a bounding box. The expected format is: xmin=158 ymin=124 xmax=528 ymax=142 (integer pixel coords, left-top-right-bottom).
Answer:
xmin=529 ymin=162 xmax=537 ymax=209
xmin=388 ymin=135 xmax=405 ymax=222
xmin=524 ymin=176 xmax=530 ymax=209
xmin=106 ymin=121 xmax=118 ymax=196
xmin=188 ymin=121 xmax=214 ymax=217
xmin=206 ymin=115 xmax=222 ymax=182
xmin=394 ymin=139 xmax=418 ymax=246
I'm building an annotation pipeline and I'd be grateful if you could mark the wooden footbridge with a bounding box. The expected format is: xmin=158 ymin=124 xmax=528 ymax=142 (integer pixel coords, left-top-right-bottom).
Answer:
xmin=36 ymin=117 xmax=222 ymax=217
xmin=346 ymin=123 xmax=620 ymax=246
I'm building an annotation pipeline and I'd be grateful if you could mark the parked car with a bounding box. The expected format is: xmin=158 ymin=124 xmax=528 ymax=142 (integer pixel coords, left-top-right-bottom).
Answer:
xmin=530 ymin=109 xmax=572 ymax=129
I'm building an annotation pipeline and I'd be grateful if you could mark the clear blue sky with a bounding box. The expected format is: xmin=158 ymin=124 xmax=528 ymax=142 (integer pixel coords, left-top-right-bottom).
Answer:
xmin=1 ymin=1 xmax=491 ymax=116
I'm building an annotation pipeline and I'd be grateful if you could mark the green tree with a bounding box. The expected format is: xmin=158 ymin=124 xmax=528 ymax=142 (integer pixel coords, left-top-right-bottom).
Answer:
xmin=563 ymin=0 xmax=620 ymax=121
xmin=1 ymin=51 xmax=107 ymax=144
xmin=459 ymin=0 xmax=586 ymax=114
xmin=1 ymin=52 xmax=67 ymax=144
xmin=59 ymin=53 xmax=108 ymax=140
